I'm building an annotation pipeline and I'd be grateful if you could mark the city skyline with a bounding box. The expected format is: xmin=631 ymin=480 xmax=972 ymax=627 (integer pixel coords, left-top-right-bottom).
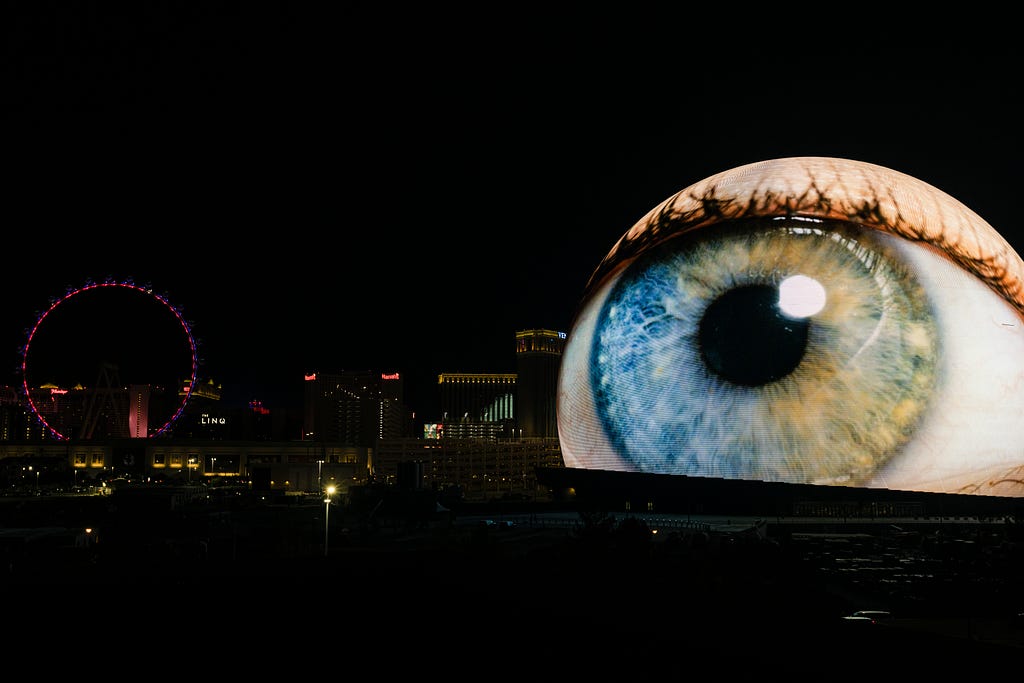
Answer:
xmin=8 ymin=281 xmax=550 ymax=424
xmin=6 ymin=14 xmax=1024 ymax=668
xmin=5 ymin=11 xmax=1021 ymax=422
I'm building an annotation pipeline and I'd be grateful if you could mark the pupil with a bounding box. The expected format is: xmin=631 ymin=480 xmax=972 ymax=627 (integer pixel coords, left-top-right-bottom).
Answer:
xmin=698 ymin=284 xmax=809 ymax=386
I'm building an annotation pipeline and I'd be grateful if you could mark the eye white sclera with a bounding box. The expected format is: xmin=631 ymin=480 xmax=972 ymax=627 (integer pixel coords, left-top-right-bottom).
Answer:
xmin=867 ymin=237 xmax=1024 ymax=494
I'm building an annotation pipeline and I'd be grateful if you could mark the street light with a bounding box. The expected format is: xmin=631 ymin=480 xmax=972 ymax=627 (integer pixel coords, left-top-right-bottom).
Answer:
xmin=324 ymin=484 xmax=336 ymax=556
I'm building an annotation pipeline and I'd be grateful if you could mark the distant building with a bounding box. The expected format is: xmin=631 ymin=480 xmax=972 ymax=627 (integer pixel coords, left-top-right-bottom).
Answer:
xmin=0 ymin=437 xmax=370 ymax=495
xmin=406 ymin=330 xmax=565 ymax=497
xmin=0 ymin=327 xmax=568 ymax=501
xmin=0 ymin=384 xmax=67 ymax=441
xmin=514 ymin=329 xmax=564 ymax=438
xmin=437 ymin=372 xmax=516 ymax=439
xmin=174 ymin=379 xmax=304 ymax=441
xmin=432 ymin=329 xmax=563 ymax=440
xmin=9 ymin=376 xmax=177 ymax=441
xmin=373 ymin=436 xmax=562 ymax=501
xmin=303 ymin=370 xmax=412 ymax=446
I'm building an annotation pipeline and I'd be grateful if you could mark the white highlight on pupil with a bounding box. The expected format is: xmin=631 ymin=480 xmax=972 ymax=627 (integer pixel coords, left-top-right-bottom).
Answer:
xmin=778 ymin=274 xmax=826 ymax=318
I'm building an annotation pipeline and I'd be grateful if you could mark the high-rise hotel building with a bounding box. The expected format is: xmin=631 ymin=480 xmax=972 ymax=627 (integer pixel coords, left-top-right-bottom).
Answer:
xmin=303 ymin=370 xmax=411 ymax=445
xmin=432 ymin=328 xmax=564 ymax=440
xmin=514 ymin=329 xmax=564 ymax=438
xmin=437 ymin=372 xmax=517 ymax=439
xmin=375 ymin=328 xmax=565 ymax=499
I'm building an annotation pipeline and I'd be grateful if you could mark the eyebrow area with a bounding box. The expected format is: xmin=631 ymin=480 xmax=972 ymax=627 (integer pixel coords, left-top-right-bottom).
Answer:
xmin=587 ymin=157 xmax=1024 ymax=316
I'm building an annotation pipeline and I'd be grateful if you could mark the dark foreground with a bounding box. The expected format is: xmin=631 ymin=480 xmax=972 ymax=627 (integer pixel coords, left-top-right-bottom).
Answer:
xmin=3 ymin=492 xmax=1023 ymax=680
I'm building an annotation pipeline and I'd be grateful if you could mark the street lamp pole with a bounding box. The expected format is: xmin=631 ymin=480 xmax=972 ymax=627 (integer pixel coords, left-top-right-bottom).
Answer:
xmin=324 ymin=484 xmax=336 ymax=556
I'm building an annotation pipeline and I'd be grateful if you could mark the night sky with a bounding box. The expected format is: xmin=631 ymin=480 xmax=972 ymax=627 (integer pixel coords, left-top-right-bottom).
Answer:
xmin=4 ymin=7 xmax=1021 ymax=421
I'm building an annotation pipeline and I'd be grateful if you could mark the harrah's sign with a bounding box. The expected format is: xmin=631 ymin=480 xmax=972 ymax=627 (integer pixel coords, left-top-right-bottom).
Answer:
xmin=381 ymin=372 xmax=400 ymax=381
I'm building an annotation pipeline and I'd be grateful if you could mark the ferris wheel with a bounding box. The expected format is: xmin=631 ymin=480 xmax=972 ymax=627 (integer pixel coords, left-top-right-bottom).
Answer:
xmin=20 ymin=279 xmax=199 ymax=440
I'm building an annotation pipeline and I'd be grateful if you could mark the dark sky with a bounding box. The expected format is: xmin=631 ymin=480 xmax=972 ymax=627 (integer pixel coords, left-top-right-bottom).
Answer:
xmin=4 ymin=7 xmax=1021 ymax=421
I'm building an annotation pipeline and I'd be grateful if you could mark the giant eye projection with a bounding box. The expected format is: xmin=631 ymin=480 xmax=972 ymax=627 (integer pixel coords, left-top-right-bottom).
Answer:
xmin=557 ymin=157 xmax=1024 ymax=497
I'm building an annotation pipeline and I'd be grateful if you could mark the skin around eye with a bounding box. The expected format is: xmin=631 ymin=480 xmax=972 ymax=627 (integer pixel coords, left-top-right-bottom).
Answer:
xmin=558 ymin=157 xmax=1024 ymax=497
xmin=583 ymin=157 xmax=1024 ymax=317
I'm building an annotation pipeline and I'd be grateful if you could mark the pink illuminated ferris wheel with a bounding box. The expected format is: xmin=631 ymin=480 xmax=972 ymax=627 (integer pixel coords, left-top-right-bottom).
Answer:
xmin=20 ymin=279 xmax=199 ymax=440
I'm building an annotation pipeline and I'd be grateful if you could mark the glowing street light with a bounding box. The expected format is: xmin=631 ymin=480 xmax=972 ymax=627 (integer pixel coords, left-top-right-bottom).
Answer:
xmin=324 ymin=484 xmax=336 ymax=557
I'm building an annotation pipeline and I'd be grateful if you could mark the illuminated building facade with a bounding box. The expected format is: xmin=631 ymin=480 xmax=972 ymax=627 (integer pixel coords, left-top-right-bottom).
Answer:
xmin=303 ymin=370 xmax=412 ymax=445
xmin=0 ymin=437 xmax=369 ymax=494
xmin=437 ymin=373 xmax=516 ymax=439
xmin=373 ymin=436 xmax=563 ymax=501
xmin=0 ymin=327 xmax=566 ymax=500
xmin=0 ymin=375 xmax=303 ymax=443
xmin=4 ymin=382 xmax=175 ymax=441
xmin=432 ymin=330 xmax=563 ymax=441
xmin=514 ymin=329 xmax=564 ymax=438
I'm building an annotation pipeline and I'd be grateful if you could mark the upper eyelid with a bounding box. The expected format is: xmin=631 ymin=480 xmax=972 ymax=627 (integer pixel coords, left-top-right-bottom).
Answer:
xmin=586 ymin=157 xmax=1024 ymax=317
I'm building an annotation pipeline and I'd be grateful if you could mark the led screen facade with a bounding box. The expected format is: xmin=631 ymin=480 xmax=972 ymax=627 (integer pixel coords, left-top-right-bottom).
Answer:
xmin=557 ymin=157 xmax=1024 ymax=497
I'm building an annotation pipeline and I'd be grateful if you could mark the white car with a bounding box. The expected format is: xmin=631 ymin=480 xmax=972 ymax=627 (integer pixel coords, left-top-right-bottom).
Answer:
xmin=841 ymin=610 xmax=893 ymax=625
